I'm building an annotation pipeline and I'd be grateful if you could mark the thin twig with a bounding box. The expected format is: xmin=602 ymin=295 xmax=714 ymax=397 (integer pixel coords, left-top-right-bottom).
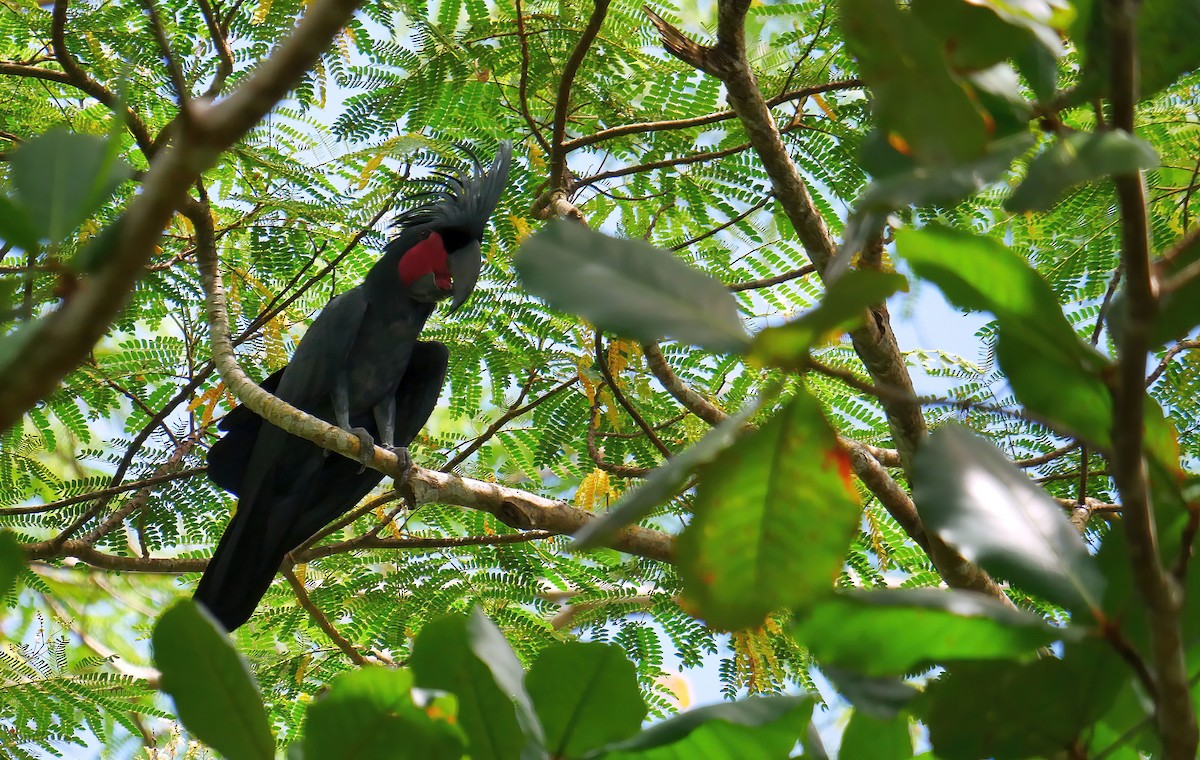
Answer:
xmin=596 ymin=331 xmax=671 ymax=457
xmin=548 ymin=0 xmax=612 ymax=187
xmin=283 ymin=567 xmax=373 ymax=666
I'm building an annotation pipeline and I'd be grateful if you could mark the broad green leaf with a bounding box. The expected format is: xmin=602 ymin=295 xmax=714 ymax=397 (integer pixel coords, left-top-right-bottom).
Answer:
xmin=857 ymin=133 xmax=1034 ymax=213
xmin=600 ymin=695 xmax=811 ymax=757
xmin=0 ymin=530 xmax=24 ymax=602
xmin=1136 ymin=0 xmax=1200 ymax=98
xmin=1074 ymin=0 xmax=1200 ymax=103
xmin=993 ymin=328 xmax=1113 ymax=445
xmin=9 ymin=129 xmax=132 ymax=245
xmin=303 ymin=668 xmax=464 ymax=760
xmin=912 ymin=0 xmax=1062 ymax=70
xmin=840 ymin=711 xmax=913 ymax=760
xmin=751 ymin=270 xmax=908 ymax=369
xmin=151 ymin=600 xmax=274 ymax=760
xmin=1153 ymin=232 xmax=1200 ymax=343
xmin=896 ymin=225 xmax=1112 ymax=444
xmin=1013 ymin=37 xmax=1060 ymax=102
xmin=922 ymin=641 xmax=1125 ymax=759
xmin=515 ymin=220 xmax=750 ymax=354
xmin=465 ymin=608 xmax=546 ymax=752
xmin=0 ymin=195 xmax=39 ymax=251
xmin=526 ymin=642 xmax=645 ymax=756
xmin=411 ymin=612 xmax=542 ymax=760
xmin=678 ymin=390 xmax=860 ymax=630
xmin=841 ymin=0 xmax=988 ymax=165
xmin=1007 ymin=132 xmax=1159 ymax=212
xmin=913 ymin=426 xmax=1104 ymax=612
xmin=573 ymin=394 xmax=764 ymax=550
xmin=795 ymin=589 xmax=1064 ymax=675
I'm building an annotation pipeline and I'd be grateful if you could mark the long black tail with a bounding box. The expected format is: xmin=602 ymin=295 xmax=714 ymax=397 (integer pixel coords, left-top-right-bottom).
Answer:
xmin=194 ymin=481 xmax=299 ymax=631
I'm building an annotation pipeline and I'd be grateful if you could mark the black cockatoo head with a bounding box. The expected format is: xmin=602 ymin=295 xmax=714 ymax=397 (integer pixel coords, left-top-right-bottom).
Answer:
xmin=382 ymin=141 xmax=512 ymax=312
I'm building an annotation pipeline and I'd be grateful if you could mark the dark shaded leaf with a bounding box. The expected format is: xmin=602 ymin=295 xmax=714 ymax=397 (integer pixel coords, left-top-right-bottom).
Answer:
xmin=599 ymin=695 xmax=811 ymax=757
xmin=751 ymin=270 xmax=908 ymax=369
xmin=0 ymin=530 xmax=24 ymax=602
xmin=1153 ymin=232 xmax=1200 ymax=343
xmin=573 ymin=394 xmax=763 ymax=550
xmin=527 ymin=642 xmax=645 ymax=757
xmin=1136 ymin=0 xmax=1200 ymax=98
xmin=9 ymin=129 xmax=132 ymax=245
xmin=151 ymin=600 xmax=274 ymax=760
xmin=821 ymin=667 xmax=920 ymax=720
xmin=841 ymin=0 xmax=989 ymax=165
xmin=913 ymin=426 xmax=1104 ymax=612
xmin=516 ymin=220 xmax=750 ymax=353
xmin=795 ymin=589 xmax=1064 ymax=675
xmin=841 ymin=711 xmax=913 ymax=760
xmin=303 ymin=668 xmax=464 ymax=760
xmin=0 ymin=195 xmax=39 ymax=251
xmin=1007 ymin=131 xmax=1158 ymax=212
xmin=922 ymin=641 xmax=1125 ymax=759
xmin=678 ymin=390 xmax=860 ymax=630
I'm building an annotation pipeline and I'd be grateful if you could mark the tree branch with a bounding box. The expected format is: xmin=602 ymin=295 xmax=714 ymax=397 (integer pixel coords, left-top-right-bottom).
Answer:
xmin=1105 ymin=0 xmax=1194 ymax=750
xmin=0 ymin=0 xmax=370 ymax=434
xmin=548 ymin=0 xmax=612 ymax=187
xmin=282 ymin=567 xmax=374 ymax=666
xmin=564 ymin=80 xmax=863 ymax=152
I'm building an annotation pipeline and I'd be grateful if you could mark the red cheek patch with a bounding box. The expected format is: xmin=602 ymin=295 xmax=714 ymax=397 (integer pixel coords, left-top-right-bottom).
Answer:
xmin=397 ymin=231 xmax=452 ymax=290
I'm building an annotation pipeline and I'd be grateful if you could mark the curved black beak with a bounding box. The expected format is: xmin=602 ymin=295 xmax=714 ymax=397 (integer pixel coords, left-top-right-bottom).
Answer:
xmin=448 ymin=240 xmax=482 ymax=312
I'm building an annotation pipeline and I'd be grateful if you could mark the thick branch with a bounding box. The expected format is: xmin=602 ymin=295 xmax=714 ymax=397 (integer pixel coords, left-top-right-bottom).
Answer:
xmin=1105 ymin=0 xmax=1194 ymax=751
xmin=0 ymin=0 xmax=369 ymax=434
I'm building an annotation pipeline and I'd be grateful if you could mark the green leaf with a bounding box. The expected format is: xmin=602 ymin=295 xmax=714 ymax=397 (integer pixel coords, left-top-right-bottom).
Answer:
xmin=1153 ymin=232 xmax=1200 ymax=343
xmin=751 ymin=270 xmax=908 ymax=369
xmin=1136 ymin=0 xmax=1200 ymax=98
xmin=0 ymin=530 xmax=25 ymax=602
xmin=895 ymin=225 xmax=1112 ymax=444
xmin=573 ymin=393 xmax=764 ymax=550
xmin=795 ymin=589 xmax=1063 ymax=676
xmin=913 ymin=425 xmax=1105 ymax=612
xmin=303 ymin=668 xmax=465 ymax=760
xmin=841 ymin=0 xmax=989 ymax=166
xmin=678 ymin=390 xmax=860 ymax=630
xmin=922 ymin=641 xmax=1125 ymax=759
xmin=821 ymin=667 xmax=920 ymax=720
xmin=857 ymin=133 xmax=1034 ymax=213
xmin=515 ymin=220 xmax=750 ymax=353
xmin=411 ymin=611 xmax=544 ymax=760
xmin=912 ymin=0 xmax=1062 ymax=70
xmin=0 ymin=195 xmax=40 ymax=251
xmin=465 ymin=608 xmax=546 ymax=752
xmin=526 ymin=642 xmax=645 ymax=756
xmin=600 ymin=695 xmax=811 ymax=757
xmin=1007 ymin=132 xmax=1159 ymax=212
xmin=9 ymin=128 xmax=132 ymax=245
xmin=840 ymin=711 xmax=913 ymax=760
xmin=151 ymin=600 xmax=274 ymax=760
